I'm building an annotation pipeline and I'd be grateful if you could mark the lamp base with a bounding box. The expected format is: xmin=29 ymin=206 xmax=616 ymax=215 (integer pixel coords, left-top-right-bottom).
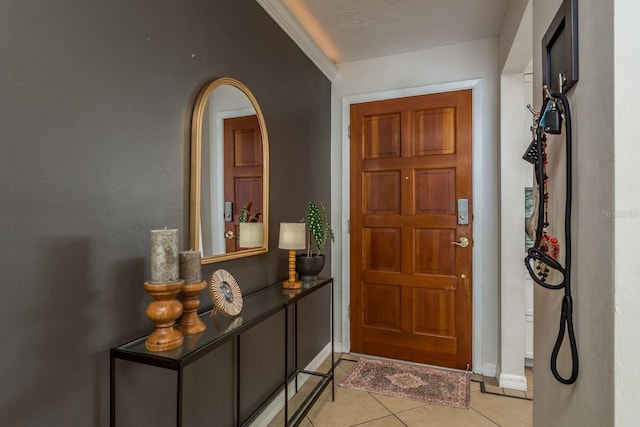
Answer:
xmin=282 ymin=279 xmax=302 ymax=289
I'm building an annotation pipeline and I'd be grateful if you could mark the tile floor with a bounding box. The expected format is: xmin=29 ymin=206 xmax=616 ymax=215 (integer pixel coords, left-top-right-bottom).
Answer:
xmin=272 ymin=354 xmax=533 ymax=427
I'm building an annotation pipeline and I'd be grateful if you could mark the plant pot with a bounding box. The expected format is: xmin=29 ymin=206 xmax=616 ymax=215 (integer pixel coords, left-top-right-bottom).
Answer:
xmin=295 ymin=254 xmax=325 ymax=282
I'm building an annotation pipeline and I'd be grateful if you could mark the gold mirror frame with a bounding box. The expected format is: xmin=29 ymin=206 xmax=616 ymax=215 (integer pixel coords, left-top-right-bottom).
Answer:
xmin=190 ymin=77 xmax=269 ymax=264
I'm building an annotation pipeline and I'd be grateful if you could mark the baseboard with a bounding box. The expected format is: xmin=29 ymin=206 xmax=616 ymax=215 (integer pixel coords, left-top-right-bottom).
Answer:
xmin=499 ymin=373 xmax=528 ymax=391
xmin=249 ymin=342 xmax=333 ymax=427
xmin=483 ymin=362 xmax=497 ymax=377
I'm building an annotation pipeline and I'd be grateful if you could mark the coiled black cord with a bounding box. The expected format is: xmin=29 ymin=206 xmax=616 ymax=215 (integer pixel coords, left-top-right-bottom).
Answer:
xmin=524 ymin=92 xmax=579 ymax=384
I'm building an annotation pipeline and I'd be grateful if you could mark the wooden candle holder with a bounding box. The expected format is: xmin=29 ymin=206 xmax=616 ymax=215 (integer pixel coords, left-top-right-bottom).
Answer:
xmin=178 ymin=280 xmax=207 ymax=335
xmin=144 ymin=280 xmax=185 ymax=352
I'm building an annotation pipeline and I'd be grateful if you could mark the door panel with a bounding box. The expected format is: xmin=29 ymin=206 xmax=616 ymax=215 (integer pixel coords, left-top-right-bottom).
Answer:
xmin=350 ymin=90 xmax=473 ymax=370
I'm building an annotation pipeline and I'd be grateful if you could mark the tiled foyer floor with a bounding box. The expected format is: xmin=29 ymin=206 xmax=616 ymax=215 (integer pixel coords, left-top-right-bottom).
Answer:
xmin=271 ymin=354 xmax=533 ymax=427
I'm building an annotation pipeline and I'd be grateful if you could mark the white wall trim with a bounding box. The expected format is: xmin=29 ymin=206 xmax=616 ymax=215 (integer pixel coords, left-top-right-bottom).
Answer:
xmin=250 ymin=342 xmax=333 ymax=426
xmin=499 ymin=373 xmax=528 ymax=391
xmin=483 ymin=362 xmax=497 ymax=378
xmin=256 ymin=0 xmax=339 ymax=81
xmin=340 ymin=78 xmax=485 ymax=373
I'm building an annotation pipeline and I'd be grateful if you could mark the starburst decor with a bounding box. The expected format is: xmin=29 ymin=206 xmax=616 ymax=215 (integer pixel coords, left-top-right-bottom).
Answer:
xmin=209 ymin=269 xmax=243 ymax=316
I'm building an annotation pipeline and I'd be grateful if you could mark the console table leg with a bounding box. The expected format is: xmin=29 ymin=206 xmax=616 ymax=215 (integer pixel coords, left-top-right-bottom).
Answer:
xmin=331 ymin=280 xmax=335 ymax=402
xmin=110 ymin=353 xmax=115 ymax=427
xmin=177 ymin=368 xmax=183 ymax=427
xmin=284 ymin=307 xmax=289 ymax=426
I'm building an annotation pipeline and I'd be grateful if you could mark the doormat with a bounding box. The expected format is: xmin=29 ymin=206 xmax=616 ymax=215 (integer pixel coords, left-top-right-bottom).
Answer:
xmin=340 ymin=358 xmax=470 ymax=409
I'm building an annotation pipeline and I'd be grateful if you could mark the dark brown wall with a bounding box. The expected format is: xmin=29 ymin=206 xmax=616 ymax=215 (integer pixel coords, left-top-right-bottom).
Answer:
xmin=0 ymin=0 xmax=331 ymax=425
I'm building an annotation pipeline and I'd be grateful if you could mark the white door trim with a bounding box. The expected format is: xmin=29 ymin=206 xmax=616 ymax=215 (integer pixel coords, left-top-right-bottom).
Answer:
xmin=340 ymin=78 xmax=485 ymax=373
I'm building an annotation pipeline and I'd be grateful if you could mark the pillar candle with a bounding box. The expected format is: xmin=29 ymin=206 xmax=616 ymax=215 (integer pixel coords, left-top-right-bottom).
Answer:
xmin=150 ymin=229 xmax=179 ymax=284
xmin=179 ymin=250 xmax=202 ymax=284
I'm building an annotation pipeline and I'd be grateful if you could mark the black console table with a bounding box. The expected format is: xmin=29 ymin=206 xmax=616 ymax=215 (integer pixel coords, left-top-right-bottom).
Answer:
xmin=110 ymin=277 xmax=334 ymax=427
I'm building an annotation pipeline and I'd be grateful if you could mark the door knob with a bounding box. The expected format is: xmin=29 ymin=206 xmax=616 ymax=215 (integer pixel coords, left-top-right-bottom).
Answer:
xmin=450 ymin=237 xmax=470 ymax=248
xmin=225 ymin=230 xmax=236 ymax=239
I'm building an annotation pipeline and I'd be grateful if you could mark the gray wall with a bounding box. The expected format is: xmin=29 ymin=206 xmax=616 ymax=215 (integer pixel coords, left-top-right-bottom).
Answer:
xmin=532 ymin=0 xmax=614 ymax=425
xmin=0 ymin=0 xmax=331 ymax=425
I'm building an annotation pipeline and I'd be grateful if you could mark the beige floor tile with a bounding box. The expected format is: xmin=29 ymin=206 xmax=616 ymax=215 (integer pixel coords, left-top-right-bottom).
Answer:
xmin=503 ymin=388 xmax=527 ymax=399
xmin=483 ymin=376 xmax=499 ymax=386
xmin=334 ymin=364 xmax=355 ymax=384
xmin=525 ymin=368 xmax=534 ymax=391
xmin=396 ymin=403 xmax=498 ymax=427
xmin=368 ymin=392 xmax=426 ymax=413
xmin=470 ymin=381 xmax=481 ymax=392
xmin=483 ymin=384 xmax=503 ymax=395
xmin=307 ymin=387 xmax=392 ymax=427
xmin=297 ymin=417 xmax=313 ymax=427
xmin=470 ymin=388 xmax=533 ymax=427
xmin=470 ymin=373 xmax=484 ymax=382
xmin=353 ymin=415 xmax=407 ymax=426
xmin=525 ymin=390 xmax=533 ymax=400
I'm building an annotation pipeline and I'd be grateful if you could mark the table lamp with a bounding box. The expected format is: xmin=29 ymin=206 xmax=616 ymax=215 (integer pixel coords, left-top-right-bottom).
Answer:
xmin=238 ymin=222 xmax=264 ymax=248
xmin=279 ymin=223 xmax=306 ymax=289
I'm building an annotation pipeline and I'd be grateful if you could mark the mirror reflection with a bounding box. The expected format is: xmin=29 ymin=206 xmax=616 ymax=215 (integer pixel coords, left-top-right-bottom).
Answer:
xmin=190 ymin=78 xmax=269 ymax=263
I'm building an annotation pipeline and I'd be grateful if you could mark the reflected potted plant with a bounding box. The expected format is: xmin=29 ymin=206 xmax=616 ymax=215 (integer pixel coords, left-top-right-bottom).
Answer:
xmin=295 ymin=201 xmax=334 ymax=281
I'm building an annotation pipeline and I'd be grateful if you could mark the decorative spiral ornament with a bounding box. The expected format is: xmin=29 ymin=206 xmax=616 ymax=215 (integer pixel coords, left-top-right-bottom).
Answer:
xmin=209 ymin=269 xmax=243 ymax=316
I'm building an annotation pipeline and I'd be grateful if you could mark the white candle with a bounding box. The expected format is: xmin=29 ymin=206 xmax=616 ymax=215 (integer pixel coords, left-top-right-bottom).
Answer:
xmin=179 ymin=250 xmax=202 ymax=284
xmin=150 ymin=229 xmax=179 ymax=284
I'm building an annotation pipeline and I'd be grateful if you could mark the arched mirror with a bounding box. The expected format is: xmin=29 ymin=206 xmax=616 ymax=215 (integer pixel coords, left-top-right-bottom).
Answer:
xmin=190 ymin=78 xmax=269 ymax=264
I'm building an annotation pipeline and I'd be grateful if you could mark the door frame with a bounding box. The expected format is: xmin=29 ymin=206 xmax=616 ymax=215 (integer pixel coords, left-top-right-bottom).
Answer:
xmin=340 ymin=78 xmax=485 ymax=372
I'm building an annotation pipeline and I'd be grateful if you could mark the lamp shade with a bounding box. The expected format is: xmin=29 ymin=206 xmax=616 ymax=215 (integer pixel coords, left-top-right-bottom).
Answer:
xmin=278 ymin=223 xmax=306 ymax=250
xmin=238 ymin=222 xmax=264 ymax=248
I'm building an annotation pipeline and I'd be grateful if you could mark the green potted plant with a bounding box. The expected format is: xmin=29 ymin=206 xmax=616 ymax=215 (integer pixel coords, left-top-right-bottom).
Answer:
xmin=295 ymin=201 xmax=334 ymax=281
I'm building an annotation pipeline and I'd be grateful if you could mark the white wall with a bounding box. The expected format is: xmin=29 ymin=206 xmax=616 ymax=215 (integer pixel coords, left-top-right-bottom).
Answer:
xmin=498 ymin=72 xmax=529 ymax=389
xmin=532 ymin=0 xmax=615 ymax=425
xmin=331 ymin=38 xmax=500 ymax=375
xmin=614 ymin=1 xmax=640 ymax=425
xmin=497 ymin=0 xmax=532 ymax=391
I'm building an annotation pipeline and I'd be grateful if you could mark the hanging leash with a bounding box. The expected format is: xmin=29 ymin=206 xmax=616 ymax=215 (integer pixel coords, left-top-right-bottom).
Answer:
xmin=523 ymin=91 xmax=579 ymax=385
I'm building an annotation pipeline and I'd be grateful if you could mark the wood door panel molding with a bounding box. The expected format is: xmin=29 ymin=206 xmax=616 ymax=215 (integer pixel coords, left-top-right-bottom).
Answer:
xmin=232 ymin=129 xmax=262 ymax=166
xmin=363 ymin=113 xmax=401 ymax=159
xmin=361 ymin=271 xmax=456 ymax=289
xmin=415 ymin=169 xmax=456 ymax=215
xmin=363 ymin=227 xmax=402 ymax=272
xmin=356 ymin=91 xmax=460 ymax=115
xmin=413 ymin=288 xmax=456 ymax=337
xmin=363 ymin=171 xmax=401 ymax=214
xmin=351 ymin=89 xmax=472 ymax=369
xmin=362 ymin=155 xmax=457 ymax=171
xmin=414 ymin=107 xmax=456 ymax=155
xmin=362 ymin=215 xmax=458 ymax=229
xmin=415 ymin=228 xmax=457 ymax=275
xmin=362 ymin=282 xmax=402 ymax=330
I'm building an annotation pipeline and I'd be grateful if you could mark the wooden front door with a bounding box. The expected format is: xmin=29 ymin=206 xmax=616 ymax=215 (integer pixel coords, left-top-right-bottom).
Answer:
xmin=350 ymin=90 xmax=473 ymax=370
xmin=224 ymin=115 xmax=263 ymax=253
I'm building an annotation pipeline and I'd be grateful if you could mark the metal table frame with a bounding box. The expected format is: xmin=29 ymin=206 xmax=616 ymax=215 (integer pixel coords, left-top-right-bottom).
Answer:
xmin=110 ymin=278 xmax=334 ymax=427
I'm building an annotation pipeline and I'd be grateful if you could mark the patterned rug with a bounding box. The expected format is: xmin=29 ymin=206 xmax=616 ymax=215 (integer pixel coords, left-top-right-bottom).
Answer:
xmin=340 ymin=358 xmax=470 ymax=409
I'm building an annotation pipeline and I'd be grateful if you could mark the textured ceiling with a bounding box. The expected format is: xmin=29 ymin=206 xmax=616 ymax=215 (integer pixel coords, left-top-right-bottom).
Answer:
xmin=283 ymin=0 xmax=509 ymax=63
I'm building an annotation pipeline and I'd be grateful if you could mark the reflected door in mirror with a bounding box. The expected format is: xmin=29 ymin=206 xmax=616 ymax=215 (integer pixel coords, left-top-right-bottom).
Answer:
xmin=224 ymin=115 xmax=263 ymax=253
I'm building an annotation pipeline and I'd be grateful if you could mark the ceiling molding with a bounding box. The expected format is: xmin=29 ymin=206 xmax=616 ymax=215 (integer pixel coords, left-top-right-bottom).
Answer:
xmin=257 ymin=0 xmax=339 ymax=81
